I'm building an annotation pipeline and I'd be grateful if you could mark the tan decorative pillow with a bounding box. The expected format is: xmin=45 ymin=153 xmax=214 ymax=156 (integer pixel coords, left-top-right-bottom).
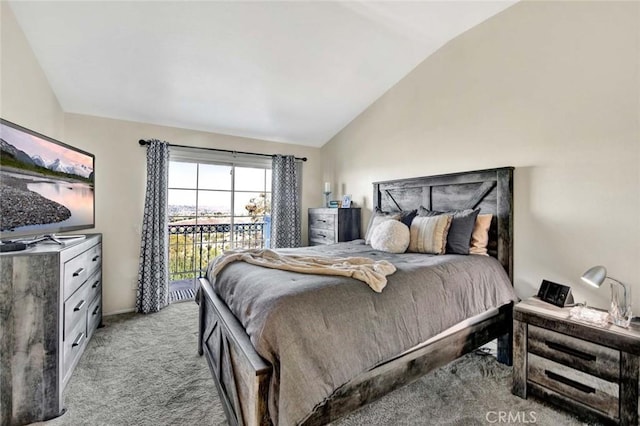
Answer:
xmin=470 ymin=214 xmax=492 ymax=255
xmin=408 ymin=215 xmax=452 ymax=254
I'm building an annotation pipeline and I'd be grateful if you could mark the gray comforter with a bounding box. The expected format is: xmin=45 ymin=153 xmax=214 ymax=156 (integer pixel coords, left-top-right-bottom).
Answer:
xmin=207 ymin=240 xmax=517 ymax=425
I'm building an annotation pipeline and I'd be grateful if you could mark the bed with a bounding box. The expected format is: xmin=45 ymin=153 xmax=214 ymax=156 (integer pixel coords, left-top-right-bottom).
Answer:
xmin=197 ymin=167 xmax=515 ymax=426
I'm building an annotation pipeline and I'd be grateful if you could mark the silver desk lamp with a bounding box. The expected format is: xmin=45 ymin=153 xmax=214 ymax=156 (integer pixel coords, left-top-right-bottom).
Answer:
xmin=581 ymin=265 xmax=632 ymax=328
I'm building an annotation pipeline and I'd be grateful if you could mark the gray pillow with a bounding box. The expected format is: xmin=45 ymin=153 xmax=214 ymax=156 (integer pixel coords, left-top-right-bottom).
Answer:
xmin=417 ymin=206 xmax=480 ymax=255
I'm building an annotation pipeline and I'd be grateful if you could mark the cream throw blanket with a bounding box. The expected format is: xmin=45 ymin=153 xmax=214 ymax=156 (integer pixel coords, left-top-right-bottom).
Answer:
xmin=208 ymin=249 xmax=396 ymax=292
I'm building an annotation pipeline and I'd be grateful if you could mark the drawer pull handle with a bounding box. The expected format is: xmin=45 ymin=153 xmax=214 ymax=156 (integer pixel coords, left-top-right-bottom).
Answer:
xmin=72 ymin=332 xmax=85 ymax=348
xmin=545 ymin=340 xmax=596 ymax=361
xmin=92 ymin=280 xmax=100 ymax=289
xmin=92 ymin=255 xmax=100 ymax=262
xmin=545 ymin=370 xmax=595 ymax=394
xmin=318 ymin=219 xmax=326 ymax=223
xmin=318 ymin=233 xmax=326 ymax=237
xmin=73 ymin=300 xmax=86 ymax=311
xmin=92 ymin=305 xmax=100 ymax=315
xmin=72 ymin=267 xmax=85 ymax=277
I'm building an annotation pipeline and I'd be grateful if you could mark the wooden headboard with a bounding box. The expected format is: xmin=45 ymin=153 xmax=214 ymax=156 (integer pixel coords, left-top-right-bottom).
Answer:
xmin=373 ymin=167 xmax=514 ymax=282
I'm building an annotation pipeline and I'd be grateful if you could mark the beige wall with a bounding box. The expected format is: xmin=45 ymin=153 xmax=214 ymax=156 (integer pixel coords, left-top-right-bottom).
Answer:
xmin=2 ymin=3 xmax=322 ymax=315
xmin=322 ymin=1 xmax=640 ymax=312
xmin=64 ymin=114 xmax=322 ymax=314
xmin=4 ymin=0 xmax=639 ymax=315
xmin=0 ymin=2 xmax=64 ymax=138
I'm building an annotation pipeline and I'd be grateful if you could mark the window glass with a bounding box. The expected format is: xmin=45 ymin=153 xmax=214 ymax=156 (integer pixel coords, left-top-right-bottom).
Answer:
xmin=234 ymin=191 xmax=266 ymax=217
xmin=198 ymin=163 xmax=232 ymax=190
xmin=197 ymin=190 xmax=231 ymax=220
xmin=235 ymin=167 xmax=266 ymax=191
xmin=168 ymin=189 xmax=196 ymax=223
xmin=168 ymin=162 xmax=197 ymax=189
xmin=168 ymin=158 xmax=272 ymax=280
xmin=265 ymin=169 xmax=272 ymax=192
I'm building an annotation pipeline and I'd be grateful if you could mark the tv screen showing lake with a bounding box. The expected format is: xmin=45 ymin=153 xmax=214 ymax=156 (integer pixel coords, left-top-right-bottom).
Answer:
xmin=0 ymin=171 xmax=94 ymax=234
xmin=0 ymin=119 xmax=95 ymax=237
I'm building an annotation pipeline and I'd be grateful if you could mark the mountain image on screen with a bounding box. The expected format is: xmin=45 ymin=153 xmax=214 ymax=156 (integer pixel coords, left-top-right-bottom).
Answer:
xmin=0 ymin=120 xmax=95 ymax=238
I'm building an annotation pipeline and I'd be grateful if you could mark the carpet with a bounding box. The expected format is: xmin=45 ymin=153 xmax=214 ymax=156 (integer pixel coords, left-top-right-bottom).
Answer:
xmin=46 ymin=302 xmax=587 ymax=426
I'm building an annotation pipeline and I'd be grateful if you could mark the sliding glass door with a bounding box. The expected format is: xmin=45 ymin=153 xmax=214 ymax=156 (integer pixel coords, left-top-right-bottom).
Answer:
xmin=167 ymin=160 xmax=271 ymax=282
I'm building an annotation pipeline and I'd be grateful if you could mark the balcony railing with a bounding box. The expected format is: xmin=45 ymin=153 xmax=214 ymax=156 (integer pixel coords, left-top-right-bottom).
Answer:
xmin=168 ymin=220 xmax=269 ymax=281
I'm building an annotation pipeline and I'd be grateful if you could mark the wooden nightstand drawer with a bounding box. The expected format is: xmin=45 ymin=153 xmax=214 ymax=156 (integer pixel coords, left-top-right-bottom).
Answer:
xmin=528 ymin=354 xmax=619 ymax=419
xmin=528 ymin=325 xmax=619 ymax=381
xmin=309 ymin=213 xmax=335 ymax=230
xmin=309 ymin=227 xmax=335 ymax=245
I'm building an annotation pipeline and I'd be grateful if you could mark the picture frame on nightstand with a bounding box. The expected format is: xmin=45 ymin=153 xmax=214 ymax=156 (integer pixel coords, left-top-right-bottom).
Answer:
xmin=341 ymin=194 xmax=352 ymax=208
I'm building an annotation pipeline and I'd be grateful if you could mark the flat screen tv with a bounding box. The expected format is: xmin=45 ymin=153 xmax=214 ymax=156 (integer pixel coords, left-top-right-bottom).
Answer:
xmin=0 ymin=118 xmax=95 ymax=241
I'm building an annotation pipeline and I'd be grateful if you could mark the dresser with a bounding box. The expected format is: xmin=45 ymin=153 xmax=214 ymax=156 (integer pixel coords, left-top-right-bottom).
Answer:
xmin=512 ymin=297 xmax=640 ymax=425
xmin=308 ymin=208 xmax=361 ymax=246
xmin=0 ymin=234 xmax=102 ymax=426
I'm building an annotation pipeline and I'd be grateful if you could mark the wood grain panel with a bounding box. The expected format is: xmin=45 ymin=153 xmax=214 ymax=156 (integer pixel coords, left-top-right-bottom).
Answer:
xmin=528 ymin=382 xmax=618 ymax=426
xmin=307 ymin=213 xmax=335 ymax=231
xmin=619 ymin=352 xmax=639 ymax=426
xmin=528 ymin=354 xmax=618 ymax=418
xmin=199 ymin=278 xmax=271 ymax=426
xmin=512 ymin=320 xmax=527 ymax=398
xmin=528 ymin=325 xmax=619 ymax=381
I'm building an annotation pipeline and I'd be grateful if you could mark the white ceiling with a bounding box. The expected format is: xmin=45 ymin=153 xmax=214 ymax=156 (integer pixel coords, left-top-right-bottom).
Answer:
xmin=9 ymin=1 xmax=515 ymax=147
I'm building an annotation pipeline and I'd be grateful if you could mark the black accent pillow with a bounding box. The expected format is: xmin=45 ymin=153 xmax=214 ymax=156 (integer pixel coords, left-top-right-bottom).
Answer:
xmin=399 ymin=209 xmax=418 ymax=227
xmin=417 ymin=206 xmax=480 ymax=255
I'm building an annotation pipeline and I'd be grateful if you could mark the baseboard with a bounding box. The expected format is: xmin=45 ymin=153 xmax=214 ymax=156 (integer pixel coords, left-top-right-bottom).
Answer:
xmin=104 ymin=308 xmax=136 ymax=317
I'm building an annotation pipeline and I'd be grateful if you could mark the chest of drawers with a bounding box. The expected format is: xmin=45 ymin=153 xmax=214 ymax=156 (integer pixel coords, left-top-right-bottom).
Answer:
xmin=308 ymin=208 xmax=361 ymax=246
xmin=512 ymin=297 xmax=640 ymax=425
xmin=0 ymin=234 xmax=102 ymax=425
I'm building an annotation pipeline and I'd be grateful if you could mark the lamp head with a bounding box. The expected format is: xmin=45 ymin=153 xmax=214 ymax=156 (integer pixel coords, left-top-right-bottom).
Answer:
xmin=581 ymin=265 xmax=607 ymax=288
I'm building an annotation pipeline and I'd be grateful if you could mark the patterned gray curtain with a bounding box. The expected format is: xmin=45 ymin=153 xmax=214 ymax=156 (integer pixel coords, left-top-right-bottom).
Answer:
xmin=271 ymin=155 xmax=302 ymax=248
xmin=136 ymin=140 xmax=170 ymax=313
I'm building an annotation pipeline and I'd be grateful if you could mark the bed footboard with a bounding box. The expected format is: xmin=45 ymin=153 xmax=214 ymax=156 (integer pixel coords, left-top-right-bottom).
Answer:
xmin=301 ymin=302 xmax=514 ymax=425
xmin=198 ymin=277 xmax=272 ymax=426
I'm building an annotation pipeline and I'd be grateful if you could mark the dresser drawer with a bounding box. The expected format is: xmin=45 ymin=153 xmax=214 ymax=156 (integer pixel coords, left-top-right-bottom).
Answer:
xmin=85 ymin=270 xmax=102 ymax=306
xmin=87 ymin=293 xmax=102 ymax=341
xmin=528 ymin=325 xmax=619 ymax=382
xmin=528 ymin=354 xmax=619 ymax=419
xmin=63 ymin=319 xmax=87 ymax=379
xmin=63 ymin=243 xmax=102 ymax=299
xmin=64 ymin=281 xmax=89 ymax=340
xmin=309 ymin=227 xmax=335 ymax=245
xmin=309 ymin=213 xmax=335 ymax=231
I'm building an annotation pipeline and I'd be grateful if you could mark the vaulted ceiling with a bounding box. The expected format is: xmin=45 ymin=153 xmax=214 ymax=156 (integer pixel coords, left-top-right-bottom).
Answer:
xmin=9 ymin=1 xmax=515 ymax=147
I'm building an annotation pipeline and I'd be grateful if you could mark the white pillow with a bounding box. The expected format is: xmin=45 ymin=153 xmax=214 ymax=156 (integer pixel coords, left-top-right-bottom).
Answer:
xmin=370 ymin=220 xmax=410 ymax=253
xmin=365 ymin=211 xmax=402 ymax=244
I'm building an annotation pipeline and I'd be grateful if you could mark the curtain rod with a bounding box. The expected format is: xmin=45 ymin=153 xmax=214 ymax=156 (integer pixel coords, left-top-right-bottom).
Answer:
xmin=138 ymin=139 xmax=307 ymax=162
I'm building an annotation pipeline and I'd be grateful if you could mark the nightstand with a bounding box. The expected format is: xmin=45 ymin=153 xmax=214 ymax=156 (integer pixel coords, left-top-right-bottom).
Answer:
xmin=512 ymin=297 xmax=640 ymax=425
xmin=308 ymin=208 xmax=361 ymax=246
